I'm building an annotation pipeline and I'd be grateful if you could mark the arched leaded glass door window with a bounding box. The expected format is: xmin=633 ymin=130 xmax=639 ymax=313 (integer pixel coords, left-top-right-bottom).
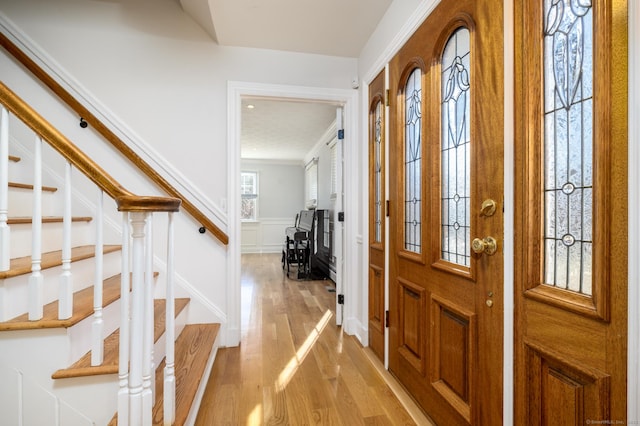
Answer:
xmin=441 ymin=27 xmax=471 ymax=267
xmin=404 ymin=68 xmax=422 ymax=253
xmin=374 ymin=101 xmax=383 ymax=243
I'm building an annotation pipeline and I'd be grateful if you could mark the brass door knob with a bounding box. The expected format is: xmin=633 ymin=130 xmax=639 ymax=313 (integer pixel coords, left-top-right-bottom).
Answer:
xmin=472 ymin=236 xmax=497 ymax=256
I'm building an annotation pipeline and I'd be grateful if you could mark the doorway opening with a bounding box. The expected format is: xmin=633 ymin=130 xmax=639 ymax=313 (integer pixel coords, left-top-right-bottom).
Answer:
xmin=227 ymin=81 xmax=358 ymax=346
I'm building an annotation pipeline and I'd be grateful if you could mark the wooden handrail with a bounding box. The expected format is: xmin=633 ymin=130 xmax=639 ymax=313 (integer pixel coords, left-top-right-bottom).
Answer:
xmin=0 ymin=81 xmax=180 ymax=213
xmin=0 ymin=33 xmax=228 ymax=244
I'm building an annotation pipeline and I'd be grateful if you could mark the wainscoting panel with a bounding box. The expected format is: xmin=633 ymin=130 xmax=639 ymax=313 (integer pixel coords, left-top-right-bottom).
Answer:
xmin=241 ymin=219 xmax=292 ymax=254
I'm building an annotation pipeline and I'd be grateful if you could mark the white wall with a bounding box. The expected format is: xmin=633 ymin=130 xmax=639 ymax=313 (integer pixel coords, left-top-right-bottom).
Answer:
xmin=0 ymin=0 xmax=358 ymax=345
xmin=0 ymin=0 xmax=357 ymax=214
xmin=240 ymin=159 xmax=303 ymax=253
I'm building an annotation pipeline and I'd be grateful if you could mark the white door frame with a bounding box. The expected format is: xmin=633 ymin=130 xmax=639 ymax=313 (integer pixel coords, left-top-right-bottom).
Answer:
xmin=226 ymin=81 xmax=359 ymax=346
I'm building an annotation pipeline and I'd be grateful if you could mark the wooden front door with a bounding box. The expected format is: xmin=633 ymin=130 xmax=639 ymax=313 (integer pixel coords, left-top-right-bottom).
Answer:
xmin=368 ymin=69 xmax=386 ymax=362
xmin=514 ymin=0 xmax=628 ymax=423
xmin=387 ymin=0 xmax=504 ymax=424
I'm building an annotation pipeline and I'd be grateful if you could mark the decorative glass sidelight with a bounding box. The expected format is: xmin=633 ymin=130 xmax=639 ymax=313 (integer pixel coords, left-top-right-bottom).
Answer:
xmin=441 ymin=28 xmax=471 ymax=267
xmin=543 ymin=0 xmax=593 ymax=295
xmin=404 ymin=69 xmax=422 ymax=253
xmin=374 ymin=101 xmax=383 ymax=243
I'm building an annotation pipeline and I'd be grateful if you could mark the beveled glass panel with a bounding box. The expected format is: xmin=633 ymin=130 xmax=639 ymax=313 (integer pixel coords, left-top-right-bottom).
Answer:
xmin=374 ymin=101 xmax=383 ymax=243
xmin=441 ymin=28 xmax=471 ymax=267
xmin=543 ymin=0 xmax=593 ymax=295
xmin=404 ymin=68 xmax=422 ymax=253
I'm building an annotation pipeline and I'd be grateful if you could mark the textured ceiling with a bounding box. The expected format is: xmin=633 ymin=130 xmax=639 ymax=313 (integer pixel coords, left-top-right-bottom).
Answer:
xmin=241 ymin=98 xmax=338 ymax=161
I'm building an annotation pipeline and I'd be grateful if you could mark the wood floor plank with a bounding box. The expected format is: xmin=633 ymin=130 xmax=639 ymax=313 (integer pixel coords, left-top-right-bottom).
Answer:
xmin=195 ymin=253 xmax=427 ymax=426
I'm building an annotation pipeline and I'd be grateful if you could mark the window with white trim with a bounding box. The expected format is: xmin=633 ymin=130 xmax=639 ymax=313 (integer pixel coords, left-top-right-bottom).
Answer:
xmin=240 ymin=171 xmax=258 ymax=221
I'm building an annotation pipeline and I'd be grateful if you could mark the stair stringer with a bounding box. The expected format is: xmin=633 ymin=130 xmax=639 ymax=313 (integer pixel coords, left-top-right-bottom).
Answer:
xmin=0 ymin=363 xmax=96 ymax=426
xmin=0 ymin=350 xmax=119 ymax=426
xmin=0 ymin=328 xmax=118 ymax=425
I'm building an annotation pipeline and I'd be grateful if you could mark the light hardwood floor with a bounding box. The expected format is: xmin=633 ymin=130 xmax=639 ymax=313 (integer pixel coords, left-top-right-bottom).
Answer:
xmin=195 ymin=253 xmax=433 ymax=425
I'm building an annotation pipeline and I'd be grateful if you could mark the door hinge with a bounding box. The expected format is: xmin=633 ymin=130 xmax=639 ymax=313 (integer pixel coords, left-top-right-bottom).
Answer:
xmin=338 ymin=212 xmax=344 ymax=222
xmin=385 ymin=89 xmax=390 ymax=106
xmin=338 ymin=294 xmax=344 ymax=305
xmin=338 ymin=129 xmax=344 ymax=140
xmin=386 ymin=200 xmax=390 ymax=217
xmin=385 ymin=310 xmax=389 ymax=328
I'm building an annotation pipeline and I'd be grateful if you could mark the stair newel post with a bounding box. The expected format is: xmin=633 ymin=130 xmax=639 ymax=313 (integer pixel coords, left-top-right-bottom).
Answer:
xmin=0 ymin=106 xmax=9 ymax=272
xmin=91 ymin=189 xmax=104 ymax=366
xmin=118 ymin=211 xmax=131 ymax=426
xmin=58 ymin=161 xmax=73 ymax=319
xmin=28 ymin=136 xmax=43 ymax=320
xmin=164 ymin=212 xmax=176 ymax=425
xmin=128 ymin=211 xmax=148 ymax=426
xmin=141 ymin=214 xmax=154 ymax=420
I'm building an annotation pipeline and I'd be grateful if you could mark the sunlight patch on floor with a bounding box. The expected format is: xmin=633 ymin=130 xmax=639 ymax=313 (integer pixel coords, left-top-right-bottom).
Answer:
xmin=246 ymin=403 xmax=262 ymax=426
xmin=276 ymin=309 xmax=333 ymax=391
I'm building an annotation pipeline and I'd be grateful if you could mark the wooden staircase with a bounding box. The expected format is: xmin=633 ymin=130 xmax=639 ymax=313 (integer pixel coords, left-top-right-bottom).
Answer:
xmin=0 ymin=133 xmax=220 ymax=424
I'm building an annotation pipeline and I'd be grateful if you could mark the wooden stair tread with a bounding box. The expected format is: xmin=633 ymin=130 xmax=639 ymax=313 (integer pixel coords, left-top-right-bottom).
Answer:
xmin=8 ymin=216 xmax=92 ymax=224
xmin=0 ymin=272 xmax=126 ymax=330
xmin=0 ymin=244 xmax=121 ymax=279
xmin=108 ymin=323 xmax=220 ymax=426
xmin=52 ymin=298 xmax=190 ymax=379
xmin=153 ymin=324 xmax=220 ymax=425
xmin=9 ymin=181 xmax=57 ymax=192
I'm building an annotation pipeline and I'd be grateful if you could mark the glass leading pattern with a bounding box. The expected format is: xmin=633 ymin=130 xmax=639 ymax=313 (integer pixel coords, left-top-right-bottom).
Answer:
xmin=404 ymin=69 xmax=422 ymax=253
xmin=374 ymin=101 xmax=383 ymax=243
xmin=543 ymin=0 xmax=593 ymax=295
xmin=441 ymin=28 xmax=471 ymax=267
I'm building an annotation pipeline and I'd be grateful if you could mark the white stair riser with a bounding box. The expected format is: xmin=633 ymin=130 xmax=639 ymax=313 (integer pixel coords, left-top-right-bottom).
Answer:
xmin=8 ymin=160 xmax=29 ymax=183
xmin=68 ymin=296 xmax=122 ymax=363
xmin=9 ymin=221 xmax=97 ymax=259
xmin=0 ymin=328 xmax=71 ymax=379
xmin=153 ymin=304 xmax=188 ymax=369
xmin=7 ymin=187 xmax=59 ymax=217
xmin=0 ymin=251 xmax=122 ymax=321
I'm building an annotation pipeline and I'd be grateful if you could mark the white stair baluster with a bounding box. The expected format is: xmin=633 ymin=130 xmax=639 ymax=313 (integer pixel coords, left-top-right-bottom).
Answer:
xmin=0 ymin=106 xmax=9 ymax=271
xmin=118 ymin=212 xmax=131 ymax=426
xmin=164 ymin=212 xmax=175 ymax=425
xmin=141 ymin=215 xmax=153 ymax=424
xmin=91 ymin=189 xmax=104 ymax=365
xmin=28 ymin=136 xmax=43 ymax=320
xmin=58 ymin=161 xmax=73 ymax=319
xmin=128 ymin=212 xmax=148 ymax=426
